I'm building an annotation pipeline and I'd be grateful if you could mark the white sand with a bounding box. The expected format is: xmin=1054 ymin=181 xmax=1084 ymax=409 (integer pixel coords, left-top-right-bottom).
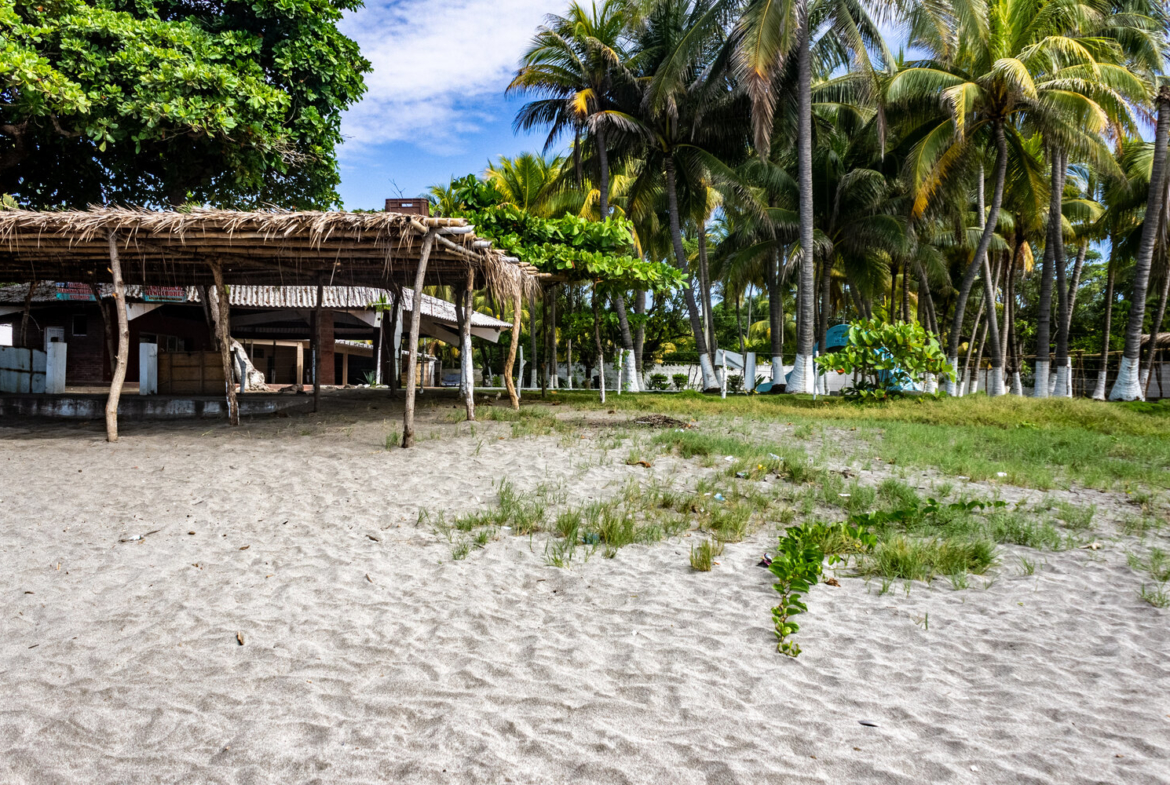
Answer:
xmin=1 ymin=394 xmax=1168 ymax=783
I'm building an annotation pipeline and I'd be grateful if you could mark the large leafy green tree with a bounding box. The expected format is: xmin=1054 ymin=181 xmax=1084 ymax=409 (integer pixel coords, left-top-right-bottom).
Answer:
xmin=1 ymin=0 xmax=368 ymax=208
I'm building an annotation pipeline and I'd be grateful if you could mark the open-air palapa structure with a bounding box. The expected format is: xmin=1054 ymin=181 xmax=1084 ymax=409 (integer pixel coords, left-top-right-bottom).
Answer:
xmin=0 ymin=208 xmax=542 ymax=445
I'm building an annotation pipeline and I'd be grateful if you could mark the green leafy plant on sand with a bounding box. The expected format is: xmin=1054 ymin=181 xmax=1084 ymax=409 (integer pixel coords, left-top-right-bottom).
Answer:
xmin=770 ymin=522 xmax=875 ymax=657
xmin=816 ymin=320 xmax=954 ymax=400
xmin=672 ymin=373 xmax=689 ymax=391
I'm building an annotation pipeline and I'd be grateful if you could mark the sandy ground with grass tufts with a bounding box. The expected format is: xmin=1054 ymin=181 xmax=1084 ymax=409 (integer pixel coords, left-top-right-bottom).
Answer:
xmin=1 ymin=391 xmax=1168 ymax=784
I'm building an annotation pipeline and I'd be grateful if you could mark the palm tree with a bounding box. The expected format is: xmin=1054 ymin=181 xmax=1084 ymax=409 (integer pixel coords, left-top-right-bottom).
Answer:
xmin=890 ymin=0 xmax=1142 ymax=397
xmin=510 ymin=0 xmax=642 ymax=388
xmin=733 ymin=0 xmax=893 ymax=393
xmin=609 ymin=0 xmax=749 ymax=391
xmin=1112 ymin=84 xmax=1170 ymax=400
xmin=484 ymin=152 xmax=566 ymax=216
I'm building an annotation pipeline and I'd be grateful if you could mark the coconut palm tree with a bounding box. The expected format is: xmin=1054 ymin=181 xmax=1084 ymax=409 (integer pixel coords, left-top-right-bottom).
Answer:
xmin=733 ymin=0 xmax=893 ymax=393
xmin=484 ymin=153 xmax=566 ymax=217
xmin=889 ymin=0 xmax=1144 ymax=397
xmin=1113 ymin=83 xmax=1170 ymax=400
xmin=605 ymin=0 xmax=750 ymax=391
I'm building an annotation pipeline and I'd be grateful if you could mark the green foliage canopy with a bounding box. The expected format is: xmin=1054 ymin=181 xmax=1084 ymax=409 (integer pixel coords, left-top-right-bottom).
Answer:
xmin=1 ymin=0 xmax=369 ymax=208
xmin=817 ymin=319 xmax=955 ymax=399
xmin=439 ymin=175 xmax=684 ymax=291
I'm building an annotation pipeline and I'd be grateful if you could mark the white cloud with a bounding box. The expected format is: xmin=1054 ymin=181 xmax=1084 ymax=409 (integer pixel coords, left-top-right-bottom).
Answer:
xmin=339 ymin=0 xmax=552 ymax=155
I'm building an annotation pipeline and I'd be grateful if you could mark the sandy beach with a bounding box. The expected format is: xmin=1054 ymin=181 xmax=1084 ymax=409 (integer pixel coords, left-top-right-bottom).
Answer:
xmin=2 ymin=393 xmax=1168 ymax=784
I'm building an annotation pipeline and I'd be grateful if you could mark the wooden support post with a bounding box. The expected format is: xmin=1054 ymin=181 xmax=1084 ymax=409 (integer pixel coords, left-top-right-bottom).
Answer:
xmin=342 ymin=348 xmax=350 ymax=387
xmin=504 ymin=289 xmax=521 ymax=410
xmin=313 ymin=283 xmax=323 ymax=412
xmin=388 ymin=287 xmax=402 ymax=395
xmin=210 ymin=262 xmax=239 ymax=426
xmin=19 ymin=280 xmax=36 ymax=348
xmin=403 ymin=231 xmax=437 ymax=448
xmin=462 ymin=270 xmax=476 ymax=422
xmin=89 ymin=282 xmax=115 ymax=379
xmin=105 ymin=235 xmax=129 ymax=442
xmin=295 ymin=342 xmax=304 ymax=391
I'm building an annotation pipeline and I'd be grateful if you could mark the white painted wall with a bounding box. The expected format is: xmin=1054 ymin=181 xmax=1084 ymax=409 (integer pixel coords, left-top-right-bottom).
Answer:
xmin=45 ymin=343 xmax=67 ymax=394
xmin=0 ymin=323 xmax=11 ymax=346
xmin=139 ymin=343 xmax=158 ymax=396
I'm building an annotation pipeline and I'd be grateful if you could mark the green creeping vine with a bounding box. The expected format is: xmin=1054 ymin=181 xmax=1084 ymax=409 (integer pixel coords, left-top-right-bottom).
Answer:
xmin=770 ymin=522 xmax=876 ymax=657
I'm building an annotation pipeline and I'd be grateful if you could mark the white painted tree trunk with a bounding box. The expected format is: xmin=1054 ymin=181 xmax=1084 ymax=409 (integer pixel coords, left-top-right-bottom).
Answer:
xmin=771 ymin=356 xmax=784 ymax=390
xmin=788 ymin=353 xmax=815 ymax=394
xmin=985 ymin=367 xmax=1004 ymax=397
xmin=623 ymin=349 xmax=640 ymax=393
xmin=1091 ymin=369 xmax=1107 ymax=400
xmin=1110 ymin=356 xmax=1144 ymax=401
xmin=1010 ymin=372 xmax=1023 ymax=396
xmin=1054 ymin=362 xmax=1072 ymax=398
xmin=944 ymin=357 xmax=959 ymax=396
xmin=925 ymin=374 xmax=938 ymax=394
xmin=1032 ymin=360 xmax=1050 ymax=398
xmin=698 ymin=353 xmax=720 ymax=391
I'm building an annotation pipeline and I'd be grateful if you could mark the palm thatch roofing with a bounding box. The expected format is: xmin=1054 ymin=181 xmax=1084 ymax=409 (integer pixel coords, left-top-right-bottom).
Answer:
xmin=0 ymin=207 xmax=544 ymax=301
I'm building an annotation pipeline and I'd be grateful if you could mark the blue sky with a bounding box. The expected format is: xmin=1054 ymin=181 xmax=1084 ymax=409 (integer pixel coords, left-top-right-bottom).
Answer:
xmin=336 ymin=0 xmax=556 ymax=209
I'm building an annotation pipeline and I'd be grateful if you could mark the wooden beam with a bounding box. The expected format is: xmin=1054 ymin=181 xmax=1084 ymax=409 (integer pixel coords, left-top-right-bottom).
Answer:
xmin=105 ymin=233 xmax=129 ymax=442
xmin=313 ymin=283 xmax=323 ymax=412
xmin=403 ymin=231 xmax=437 ymax=448
xmin=462 ymin=269 xmax=475 ymax=422
xmin=210 ymin=261 xmax=240 ymax=426
xmin=504 ymin=289 xmax=521 ymax=410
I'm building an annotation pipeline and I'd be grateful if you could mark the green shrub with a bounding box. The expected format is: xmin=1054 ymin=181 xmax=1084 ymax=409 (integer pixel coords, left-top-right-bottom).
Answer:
xmin=648 ymin=373 xmax=670 ymax=391
xmin=672 ymin=373 xmax=689 ymax=391
xmin=816 ymin=319 xmax=954 ymax=399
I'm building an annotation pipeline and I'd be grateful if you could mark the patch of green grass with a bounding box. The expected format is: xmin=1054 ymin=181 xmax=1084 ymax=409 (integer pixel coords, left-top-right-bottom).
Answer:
xmin=1053 ymin=501 xmax=1096 ymax=531
xmin=1120 ymin=515 xmax=1164 ymax=538
xmin=551 ymin=391 xmax=1170 ymax=490
xmin=985 ymin=511 xmax=1068 ymax=550
xmin=859 ymin=535 xmax=996 ymax=583
xmin=689 ymin=538 xmax=724 ymax=571
xmin=878 ymin=479 xmax=922 ymax=512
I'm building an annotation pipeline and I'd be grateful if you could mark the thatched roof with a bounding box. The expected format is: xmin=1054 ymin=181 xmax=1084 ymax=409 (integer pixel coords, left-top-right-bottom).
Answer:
xmin=0 ymin=207 xmax=543 ymax=301
xmin=1142 ymin=332 xmax=1170 ymax=348
xmin=0 ymin=282 xmax=511 ymax=331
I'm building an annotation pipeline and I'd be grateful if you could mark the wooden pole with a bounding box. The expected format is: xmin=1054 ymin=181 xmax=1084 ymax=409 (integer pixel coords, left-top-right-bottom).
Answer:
xmin=105 ymin=234 xmax=129 ymax=442
xmin=313 ymin=282 xmax=323 ymax=412
xmin=89 ymin=282 xmax=115 ymax=379
xmin=504 ymin=288 xmax=521 ymax=410
xmin=210 ymin=262 xmax=239 ymax=426
xmin=18 ymin=280 xmax=37 ymax=348
xmin=403 ymin=231 xmax=437 ymax=448
xmin=541 ymin=286 xmax=548 ymax=398
xmin=388 ymin=286 xmax=401 ymax=395
xmin=462 ymin=270 xmax=476 ymax=421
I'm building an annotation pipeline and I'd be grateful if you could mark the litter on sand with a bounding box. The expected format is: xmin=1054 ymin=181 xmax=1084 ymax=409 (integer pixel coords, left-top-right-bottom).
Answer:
xmin=118 ymin=530 xmax=160 ymax=543
xmin=768 ymin=453 xmax=782 ymax=461
xmin=996 ymin=472 xmax=1008 ymax=477
xmin=858 ymin=721 xmax=878 ymax=727
xmin=757 ymin=554 xmax=773 ymax=568
xmin=724 ymin=456 xmax=735 ymax=462
xmin=713 ymin=493 xmax=726 ymax=502
xmin=735 ymin=472 xmax=748 ymax=479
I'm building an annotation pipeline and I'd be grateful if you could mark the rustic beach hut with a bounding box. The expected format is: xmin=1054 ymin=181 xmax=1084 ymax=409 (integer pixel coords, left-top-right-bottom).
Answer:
xmin=0 ymin=208 xmax=541 ymax=444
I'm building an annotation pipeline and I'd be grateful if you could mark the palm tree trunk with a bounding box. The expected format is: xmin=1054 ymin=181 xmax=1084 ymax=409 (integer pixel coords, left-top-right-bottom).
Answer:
xmin=1034 ymin=151 xmax=1062 ymax=397
xmin=946 ymin=120 xmax=1009 ymax=395
xmin=961 ymin=292 xmax=984 ymax=395
xmin=698 ymin=218 xmax=718 ymax=363
xmin=1113 ymin=85 xmax=1170 ymax=400
xmin=790 ymin=4 xmax=816 ymax=394
xmin=529 ymin=290 xmax=538 ymax=389
xmin=664 ymin=156 xmax=719 ymax=390
xmin=633 ymin=289 xmax=646 ymax=376
xmin=612 ymin=291 xmax=639 ymax=391
xmin=736 ymin=290 xmax=745 ymax=356
xmin=768 ymin=249 xmax=785 ymax=390
xmin=1143 ymin=262 xmax=1170 ymax=397
xmin=1092 ymin=245 xmax=1117 ymax=399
